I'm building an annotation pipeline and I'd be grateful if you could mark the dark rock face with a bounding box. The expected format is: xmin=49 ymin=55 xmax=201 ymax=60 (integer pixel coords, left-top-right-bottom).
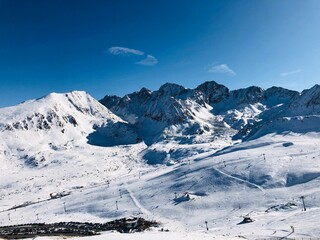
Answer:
xmin=195 ymin=81 xmax=229 ymax=104
xmin=291 ymin=84 xmax=320 ymax=111
xmin=100 ymin=95 xmax=122 ymax=109
xmin=231 ymin=86 xmax=264 ymax=105
xmin=0 ymin=111 xmax=78 ymax=132
xmin=99 ymin=81 xmax=317 ymax=144
xmin=157 ymin=83 xmax=187 ymax=97
xmin=101 ymin=81 xmax=299 ymax=126
xmin=100 ymin=81 xmax=231 ymax=126
xmin=264 ymin=86 xmax=299 ymax=107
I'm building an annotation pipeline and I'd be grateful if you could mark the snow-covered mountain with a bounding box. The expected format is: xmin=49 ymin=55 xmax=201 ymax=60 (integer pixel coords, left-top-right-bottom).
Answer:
xmin=243 ymin=84 xmax=320 ymax=140
xmin=287 ymin=84 xmax=320 ymax=115
xmin=1 ymin=81 xmax=318 ymax=171
xmin=0 ymin=91 xmax=131 ymax=168
xmin=0 ymin=82 xmax=320 ymax=240
xmin=101 ymin=82 xmax=229 ymax=146
xmin=0 ymin=90 xmax=120 ymax=132
xmin=100 ymin=81 xmax=301 ymax=144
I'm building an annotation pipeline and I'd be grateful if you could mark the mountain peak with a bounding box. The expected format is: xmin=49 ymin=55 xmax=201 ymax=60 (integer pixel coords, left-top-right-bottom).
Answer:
xmin=137 ymin=87 xmax=152 ymax=99
xmin=139 ymin=87 xmax=152 ymax=94
xmin=195 ymin=80 xmax=229 ymax=104
xmin=158 ymin=83 xmax=186 ymax=97
xmin=308 ymin=84 xmax=320 ymax=92
xmin=0 ymin=91 xmax=120 ymax=132
xmin=300 ymin=84 xmax=320 ymax=108
xmin=195 ymin=80 xmax=225 ymax=90
xmin=231 ymin=86 xmax=264 ymax=104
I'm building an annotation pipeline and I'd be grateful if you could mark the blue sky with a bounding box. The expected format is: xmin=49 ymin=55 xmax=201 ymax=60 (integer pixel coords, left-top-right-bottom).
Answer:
xmin=0 ymin=0 xmax=320 ymax=107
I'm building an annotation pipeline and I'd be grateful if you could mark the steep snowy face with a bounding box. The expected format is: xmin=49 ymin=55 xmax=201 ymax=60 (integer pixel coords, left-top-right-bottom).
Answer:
xmin=263 ymin=86 xmax=299 ymax=107
xmin=212 ymin=86 xmax=300 ymax=131
xmin=100 ymin=81 xmax=304 ymax=144
xmin=100 ymin=82 xmax=230 ymax=145
xmin=0 ymin=91 xmax=121 ymax=132
xmin=100 ymin=81 xmax=232 ymax=128
xmin=0 ymin=91 xmax=125 ymax=168
xmin=211 ymin=86 xmax=265 ymax=130
xmin=230 ymin=86 xmax=264 ymax=105
xmin=240 ymin=85 xmax=320 ymax=140
xmin=157 ymin=83 xmax=187 ymax=97
xmin=99 ymin=95 xmax=122 ymax=110
xmin=287 ymin=84 xmax=320 ymax=115
xmin=194 ymin=81 xmax=229 ymax=104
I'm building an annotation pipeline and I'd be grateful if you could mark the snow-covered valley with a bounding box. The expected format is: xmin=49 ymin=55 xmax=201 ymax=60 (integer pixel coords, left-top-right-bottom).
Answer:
xmin=0 ymin=81 xmax=320 ymax=239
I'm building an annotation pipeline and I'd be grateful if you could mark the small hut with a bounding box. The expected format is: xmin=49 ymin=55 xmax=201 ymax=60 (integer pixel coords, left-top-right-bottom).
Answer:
xmin=242 ymin=216 xmax=253 ymax=223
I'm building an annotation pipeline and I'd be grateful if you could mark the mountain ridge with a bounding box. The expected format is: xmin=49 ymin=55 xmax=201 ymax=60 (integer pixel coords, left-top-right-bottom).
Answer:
xmin=100 ymin=81 xmax=310 ymax=145
xmin=0 ymin=81 xmax=319 ymax=167
xmin=0 ymin=81 xmax=320 ymax=239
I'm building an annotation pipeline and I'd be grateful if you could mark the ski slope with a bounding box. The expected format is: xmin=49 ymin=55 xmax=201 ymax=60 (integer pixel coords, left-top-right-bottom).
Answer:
xmin=0 ymin=132 xmax=320 ymax=239
xmin=0 ymin=84 xmax=320 ymax=239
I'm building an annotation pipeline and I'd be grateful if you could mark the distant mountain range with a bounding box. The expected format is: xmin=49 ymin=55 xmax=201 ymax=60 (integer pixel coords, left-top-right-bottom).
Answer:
xmin=1 ymin=81 xmax=320 ymax=239
xmin=100 ymin=81 xmax=319 ymax=143
xmin=0 ymin=81 xmax=319 ymax=167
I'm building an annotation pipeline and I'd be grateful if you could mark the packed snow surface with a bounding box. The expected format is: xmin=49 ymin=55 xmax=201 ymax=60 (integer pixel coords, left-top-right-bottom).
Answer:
xmin=0 ymin=82 xmax=320 ymax=239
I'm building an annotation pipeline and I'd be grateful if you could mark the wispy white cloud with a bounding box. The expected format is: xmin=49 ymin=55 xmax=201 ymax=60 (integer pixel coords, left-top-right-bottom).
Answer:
xmin=208 ymin=64 xmax=236 ymax=76
xmin=136 ymin=54 xmax=158 ymax=66
xmin=109 ymin=46 xmax=158 ymax=66
xmin=280 ymin=69 xmax=302 ymax=77
xmin=108 ymin=46 xmax=144 ymax=56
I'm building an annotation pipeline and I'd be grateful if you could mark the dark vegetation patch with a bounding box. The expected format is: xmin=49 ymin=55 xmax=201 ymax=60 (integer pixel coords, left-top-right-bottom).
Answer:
xmin=0 ymin=217 xmax=159 ymax=239
xmin=282 ymin=142 xmax=294 ymax=147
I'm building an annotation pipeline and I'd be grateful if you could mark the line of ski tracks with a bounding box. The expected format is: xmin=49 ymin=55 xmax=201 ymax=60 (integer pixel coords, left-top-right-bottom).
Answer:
xmin=213 ymin=166 xmax=266 ymax=195
xmin=125 ymin=183 xmax=186 ymax=232
xmin=126 ymin=186 xmax=152 ymax=216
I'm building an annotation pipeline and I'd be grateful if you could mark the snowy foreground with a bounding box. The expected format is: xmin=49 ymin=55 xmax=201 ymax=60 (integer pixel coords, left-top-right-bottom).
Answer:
xmin=0 ymin=84 xmax=320 ymax=239
xmin=1 ymin=133 xmax=320 ymax=239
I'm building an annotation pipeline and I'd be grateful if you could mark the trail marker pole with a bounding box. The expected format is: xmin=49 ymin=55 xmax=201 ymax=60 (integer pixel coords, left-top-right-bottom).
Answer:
xmin=300 ymin=196 xmax=306 ymax=211
xmin=119 ymin=189 xmax=122 ymax=198
xmin=290 ymin=225 xmax=294 ymax=233
xmin=205 ymin=221 xmax=208 ymax=231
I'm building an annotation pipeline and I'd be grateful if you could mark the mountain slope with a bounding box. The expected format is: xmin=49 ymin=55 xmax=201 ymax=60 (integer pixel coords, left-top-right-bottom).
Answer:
xmin=100 ymin=81 xmax=300 ymax=145
xmin=0 ymin=82 xmax=320 ymax=239
xmin=101 ymin=82 xmax=234 ymax=146
xmin=1 ymin=131 xmax=320 ymax=240
xmin=0 ymin=91 xmax=133 ymax=168
xmin=0 ymin=91 xmax=121 ymax=131
xmin=243 ymin=85 xmax=320 ymax=140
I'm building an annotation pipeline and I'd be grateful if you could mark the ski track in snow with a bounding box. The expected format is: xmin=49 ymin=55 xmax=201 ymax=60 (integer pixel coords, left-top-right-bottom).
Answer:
xmin=126 ymin=186 xmax=152 ymax=216
xmin=212 ymin=166 xmax=266 ymax=195
xmin=125 ymin=181 xmax=186 ymax=232
xmin=0 ymin=86 xmax=320 ymax=239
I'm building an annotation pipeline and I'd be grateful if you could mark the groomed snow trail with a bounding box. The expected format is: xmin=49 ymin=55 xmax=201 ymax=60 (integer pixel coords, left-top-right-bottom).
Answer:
xmin=213 ymin=166 xmax=266 ymax=195
xmin=125 ymin=180 xmax=187 ymax=232
xmin=126 ymin=187 xmax=152 ymax=216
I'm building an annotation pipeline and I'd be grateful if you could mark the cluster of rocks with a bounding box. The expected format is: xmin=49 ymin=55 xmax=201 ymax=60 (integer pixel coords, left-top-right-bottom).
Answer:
xmin=0 ymin=217 xmax=158 ymax=239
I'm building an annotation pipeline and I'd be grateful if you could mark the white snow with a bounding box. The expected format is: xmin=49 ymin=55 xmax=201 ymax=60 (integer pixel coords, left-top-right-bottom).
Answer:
xmin=0 ymin=85 xmax=320 ymax=239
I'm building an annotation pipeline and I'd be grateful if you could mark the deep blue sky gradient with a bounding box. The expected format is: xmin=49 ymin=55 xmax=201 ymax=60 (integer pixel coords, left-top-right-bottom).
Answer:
xmin=0 ymin=0 xmax=320 ymax=107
